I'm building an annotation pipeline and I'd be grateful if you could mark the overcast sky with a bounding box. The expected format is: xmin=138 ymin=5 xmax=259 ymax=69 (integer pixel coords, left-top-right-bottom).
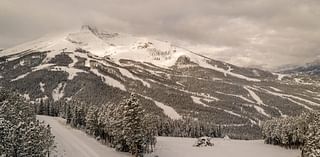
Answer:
xmin=1 ymin=0 xmax=320 ymax=69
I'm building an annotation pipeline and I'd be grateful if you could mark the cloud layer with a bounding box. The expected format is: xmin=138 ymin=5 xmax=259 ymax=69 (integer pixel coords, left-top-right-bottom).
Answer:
xmin=1 ymin=0 xmax=319 ymax=69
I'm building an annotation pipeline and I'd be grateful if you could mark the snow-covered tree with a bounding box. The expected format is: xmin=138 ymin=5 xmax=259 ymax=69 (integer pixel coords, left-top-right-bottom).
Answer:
xmin=68 ymin=101 xmax=87 ymax=128
xmin=302 ymin=112 xmax=320 ymax=157
xmin=193 ymin=136 xmax=214 ymax=147
xmin=0 ymin=89 xmax=55 ymax=157
xmin=85 ymin=106 xmax=99 ymax=136
xmin=98 ymin=94 xmax=156 ymax=157
xmin=121 ymin=94 xmax=146 ymax=156
xmin=262 ymin=114 xmax=309 ymax=148
xmin=262 ymin=111 xmax=320 ymax=156
xmin=0 ymin=118 xmax=11 ymax=155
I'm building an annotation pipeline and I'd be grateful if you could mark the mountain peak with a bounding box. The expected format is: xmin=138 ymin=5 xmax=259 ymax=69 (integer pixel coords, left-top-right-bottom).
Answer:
xmin=80 ymin=25 xmax=120 ymax=40
xmin=80 ymin=25 xmax=98 ymax=32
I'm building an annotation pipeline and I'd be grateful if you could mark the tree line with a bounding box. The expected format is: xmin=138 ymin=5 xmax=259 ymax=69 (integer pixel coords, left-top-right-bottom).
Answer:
xmin=0 ymin=89 xmax=55 ymax=157
xmin=262 ymin=111 xmax=320 ymax=157
xmin=38 ymin=96 xmax=226 ymax=138
xmin=36 ymin=94 xmax=232 ymax=156
xmin=38 ymin=94 xmax=156 ymax=157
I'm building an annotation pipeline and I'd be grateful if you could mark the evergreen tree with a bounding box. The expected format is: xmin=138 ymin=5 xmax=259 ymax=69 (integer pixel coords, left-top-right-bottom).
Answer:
xmin=103 ymin=94 xmax=155 ymax=157
xmin=85 ymin=106 xmax=99 ymax=136
xmin=302 ymin=112 xmax=320 ymax=157
xmin=121 ymin=94 xmax=146 ymax=156
xmin=0 ymin=118 xmax=11 ymax=155
xmin=43 ymin=124 xmax=55 ymax=157
xmin=0 ymin=89 xmax=55 ymax=157
xmin=262 ymin=111 xmax=320 ymax=156
xmin=38 ymin=99 xmax=45 ymax=115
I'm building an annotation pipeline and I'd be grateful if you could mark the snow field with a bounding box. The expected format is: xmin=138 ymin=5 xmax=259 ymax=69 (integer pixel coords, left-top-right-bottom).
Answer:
xmin=147 ymin=137 xmax=300 ymax=157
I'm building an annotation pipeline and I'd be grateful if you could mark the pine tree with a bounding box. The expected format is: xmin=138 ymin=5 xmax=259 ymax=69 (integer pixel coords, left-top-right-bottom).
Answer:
xmin=143 ymin=114 xmax=158 ymax=153
xmin=85 ymin=106 xmax=99 ymax=136
xmin=121 ymin=94 xmax=146 ymax=157
xmin=106 ymin=94 xmax=154 ymax=156
xmin=66 ymin=103 xmax=72 ymax=124
xmin=0 ymin=89 xmax=55 ymax=157
xmin=262 ymin=111 xmax=320 ymax=156
xmin=302 ymin=112 xmax=320 ymax=157
xmin=38 ymin=99 xmax=45 ymax=115
xmin=0 ymin=118 xmax=11 ymax=155
xmin=43 ymin=124 xmax=55 ymax=157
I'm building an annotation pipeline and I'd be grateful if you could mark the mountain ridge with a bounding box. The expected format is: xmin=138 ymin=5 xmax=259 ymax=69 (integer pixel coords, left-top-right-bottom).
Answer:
xmin=1 ymin=25 xmax=320 ymax=138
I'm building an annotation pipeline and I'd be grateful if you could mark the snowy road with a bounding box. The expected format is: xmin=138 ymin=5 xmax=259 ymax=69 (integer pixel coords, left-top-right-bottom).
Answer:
xmin=37 ymin=115 xmax=129 ymax=157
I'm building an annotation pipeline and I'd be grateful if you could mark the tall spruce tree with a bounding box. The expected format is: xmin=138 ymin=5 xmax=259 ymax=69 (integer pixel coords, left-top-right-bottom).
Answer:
xmin=121 ymin=94 xmax=146 ymax=156
xmin=85 ymin=106 xmax=99 ymax=136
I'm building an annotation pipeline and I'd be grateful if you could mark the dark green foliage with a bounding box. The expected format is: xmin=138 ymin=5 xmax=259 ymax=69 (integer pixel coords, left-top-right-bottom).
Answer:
xmin=301 ymin=112 xmax=320 ymax=157
xmin=262 ymin=115 xmax=307 ymax=148
xmin=114 ymin=94 xmax=147 ymax=156
xmin=262 ymin=111 xmax=320 ymax=157
xmin=85 ymin=106 xmax=99 ymax=136
xmin=0 ymin=89 xmax=55 ymax=157
xmin=95 ymin=95 xmax=156 ymax=156
xmin=47 ymin=53 xmax=73 ymax=66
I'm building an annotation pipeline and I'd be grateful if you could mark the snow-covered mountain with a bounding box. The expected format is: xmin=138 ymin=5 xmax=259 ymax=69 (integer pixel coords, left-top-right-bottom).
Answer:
xmin=1 ymin=25 xmax=320 ymax=137
xmin=281 ymin=58 xmax=320 ymax=76
xmin=0 ymin=25 xmax=265 ymax=78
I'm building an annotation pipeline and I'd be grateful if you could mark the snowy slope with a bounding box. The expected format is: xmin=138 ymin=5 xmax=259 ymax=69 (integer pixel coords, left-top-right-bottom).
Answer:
xmin=281 ymin=58 xmax=320 ymax=76
xmin=0 ymin=25 xmax=263 ymax=82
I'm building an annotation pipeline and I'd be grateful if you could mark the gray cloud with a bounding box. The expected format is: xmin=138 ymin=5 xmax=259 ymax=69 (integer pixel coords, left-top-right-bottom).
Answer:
xmin=1 ymin=0 xmax=319 ymax=69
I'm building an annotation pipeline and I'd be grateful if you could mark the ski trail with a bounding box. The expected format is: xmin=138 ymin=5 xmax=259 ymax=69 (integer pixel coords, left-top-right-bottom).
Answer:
xmin=243 ymin=86 xmax=270 ymax=118
xmin=245 ymin=86 xmax=286 ymax=117
xmin=139 ymin=95 xmax=182 ymax=120
xmin=258 ymin=87 xmax=316 ymax=110
xmin=244 ymin=86 xmax=265 ymax=106
xmin=215 ymin=91 xmax=255 ymax=104
xmin=37 ymin=115 xmax=129 ymax=157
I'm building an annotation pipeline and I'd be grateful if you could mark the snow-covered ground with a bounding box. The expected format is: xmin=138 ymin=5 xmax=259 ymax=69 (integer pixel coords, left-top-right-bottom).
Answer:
xmin=38 ymin=115 xmax=299 ymax=157
xmin=147 ymin=137 xmax=300 ymax=157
